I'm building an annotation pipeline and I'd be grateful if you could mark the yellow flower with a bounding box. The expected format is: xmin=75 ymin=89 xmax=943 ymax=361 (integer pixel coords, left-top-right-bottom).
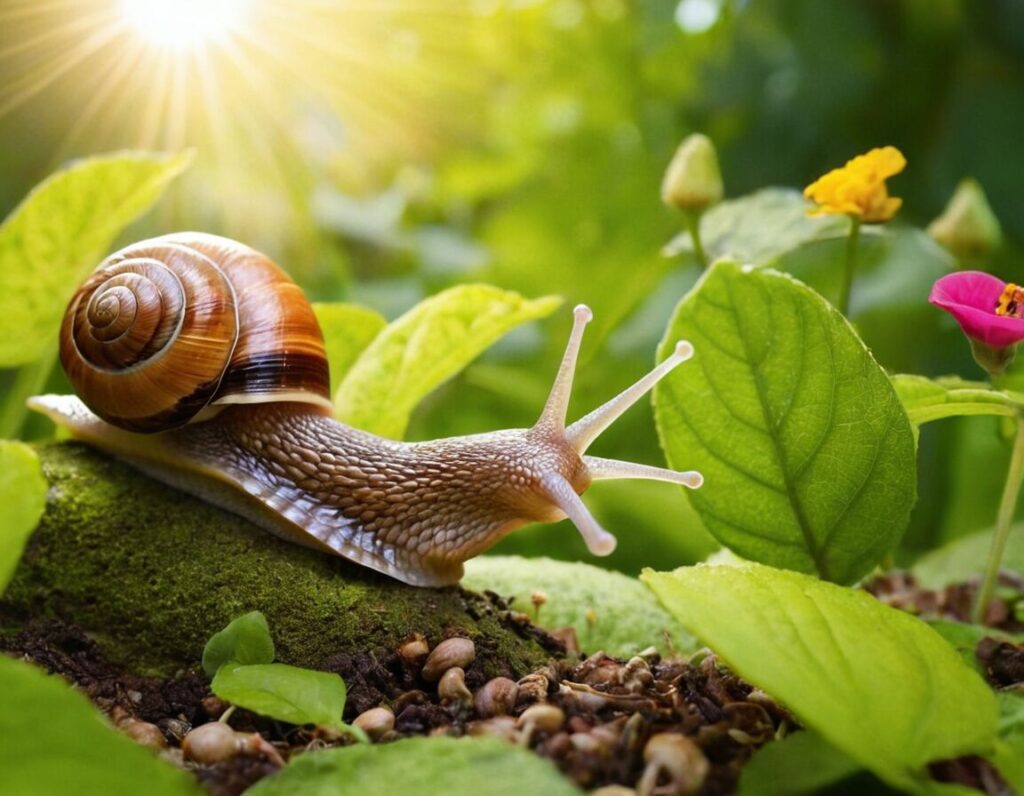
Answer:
xmin=804 ymin=146 xmax=906 ymax=223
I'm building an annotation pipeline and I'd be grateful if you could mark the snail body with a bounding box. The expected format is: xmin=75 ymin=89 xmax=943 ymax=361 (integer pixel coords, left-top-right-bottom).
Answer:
xmin=31 ymin=233 xmax=702 ymax=587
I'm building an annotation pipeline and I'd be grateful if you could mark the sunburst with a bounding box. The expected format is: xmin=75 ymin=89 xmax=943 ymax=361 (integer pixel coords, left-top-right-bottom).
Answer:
xmin=0 ymin=0 xmax=505 ymax=247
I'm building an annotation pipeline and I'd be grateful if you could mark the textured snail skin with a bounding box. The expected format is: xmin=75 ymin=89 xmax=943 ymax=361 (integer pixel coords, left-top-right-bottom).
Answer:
xmin=35 ymin=234 xmax=704 ymax=587
xmin=34 ymin=398 xmax=589 ymax=586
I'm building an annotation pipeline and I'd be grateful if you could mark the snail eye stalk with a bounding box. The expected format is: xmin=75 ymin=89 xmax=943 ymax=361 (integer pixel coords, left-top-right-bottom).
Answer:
xmin=532 ymin=305 xmax=701 ymax=556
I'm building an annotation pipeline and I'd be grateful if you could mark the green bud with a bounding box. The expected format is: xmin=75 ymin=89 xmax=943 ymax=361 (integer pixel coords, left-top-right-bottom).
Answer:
xmin=927 ymin=178 xmax=1002 ymax=262
xmin=661 ymin=133 xmax=723 ymax=213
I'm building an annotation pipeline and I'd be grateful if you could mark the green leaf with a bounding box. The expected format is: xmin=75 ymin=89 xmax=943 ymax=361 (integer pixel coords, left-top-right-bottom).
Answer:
xmin=0 ymin=441 xmax=47 ymax=593
xmin=247 ymin=736 xmax=582 ymax=796
xmin=738 ymin=731 xmax=863 ymax=796
xmin=774 ymin=228 xmax=954 ymax=375
xmin=991 ymin=694 xmax=1024 ymax=791
xmin=312 ymin=302 xmax=387 ymax=395
xmin=0 ymin=656 xmax=200 ymax=796
xmin=212 ymin=663 xmax=347 ymax=728
xmin=663 ymin=188 xmax=847 ymax=264
xmin=462 ymin=556 xmax=695 ymax=657
xmin=654 ymin=260 xmax=916 ymax=584
xmin=912 ymin=524 xmax=1024 ymax=588
xmin=202 ymin=611 xmax=275 ymax=677
xmin=0 ymin=151 xmax=192 ymax=367
xmin=925 ymin=620 xmax=1024 ymax=674
xmin=334 ymin=284 xmax=560 ymax=438
xmin=642 ymin=563 xmax=998 ymax=793
xmin=891 ymin=375 xmax=1019 ymax=427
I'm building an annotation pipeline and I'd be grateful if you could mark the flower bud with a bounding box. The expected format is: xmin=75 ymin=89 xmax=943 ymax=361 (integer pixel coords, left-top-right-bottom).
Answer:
xmin=661 ymin=133 xmax=723 ymax=213
xmin=927 ymin=178 xmax=1002 ymax=262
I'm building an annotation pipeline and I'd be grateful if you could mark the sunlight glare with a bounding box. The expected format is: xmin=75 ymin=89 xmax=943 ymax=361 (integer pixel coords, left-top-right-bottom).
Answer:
xmin=120 ymin=0 xmax=249 ymax=50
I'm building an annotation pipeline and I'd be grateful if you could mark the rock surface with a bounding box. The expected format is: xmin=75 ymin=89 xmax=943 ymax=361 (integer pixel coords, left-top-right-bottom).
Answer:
xmin=1 ymin=443 xmax=550 ymax=677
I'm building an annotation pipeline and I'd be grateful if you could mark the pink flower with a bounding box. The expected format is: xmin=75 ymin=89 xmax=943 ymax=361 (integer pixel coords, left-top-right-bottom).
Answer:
xmin=929 ymin=271 xmax=1024 ymax=349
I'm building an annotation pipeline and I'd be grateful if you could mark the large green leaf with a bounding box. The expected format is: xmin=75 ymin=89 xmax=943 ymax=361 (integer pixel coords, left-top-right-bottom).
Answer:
xmin=912 ymin=524 xmax=1024 ymax=588
xmin=891 ymin=375 xmax=1020 ymax=427
xmin=738 ymin=730 xmax=863 ymax=796
xmin=642 ymin=564 xmax=998 ymax=793
xmin=202 ymin=611 xmax=275 ymax=677
xmin=0 ymin=441 xmax=47 ymax=592
xmin=334 ymin=284 xmax=560 ymax=438
xmin=654 ymin=261 xmax=916 ymax=584
xmin=0 ymin=656 xmax=200 ymax=796
xmin=0 ymin=151 xmax=192 ymax=367
xmin=462 ymin=556 xmax=695 ymax=657
xmin=212 ymin=663 xmax=347 ymax=728
xmin=311 ymin=302 xmax=387 ymax=395
xmin=247 ymin=737 xmax=581 ymax=796
xmin=663 ymin=188 xmax=847 ymax=264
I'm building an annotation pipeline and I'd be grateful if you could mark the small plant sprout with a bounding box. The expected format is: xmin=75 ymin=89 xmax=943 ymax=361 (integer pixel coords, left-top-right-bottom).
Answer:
xmin=661 ymin=133 xmax=724 ymax=268
xmin=530 ymin=590 xmax=547 ymax=621
xmin=930 ymin=271 xmax=1024 ymax=623
xmin=804 ymin=146 xmax=906 ymax=315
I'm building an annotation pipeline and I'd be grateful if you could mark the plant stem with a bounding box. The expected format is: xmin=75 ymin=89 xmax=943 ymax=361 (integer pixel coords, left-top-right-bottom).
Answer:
xmin=684 ymin=210 xmax=708 ymax=269
xmin=0 ymin=350 xmax=56 ymax=439
xmin=972 ymin=414 xmax=1024 ymax=624
xmin=837 ymin=216 xmax=861 ymax=316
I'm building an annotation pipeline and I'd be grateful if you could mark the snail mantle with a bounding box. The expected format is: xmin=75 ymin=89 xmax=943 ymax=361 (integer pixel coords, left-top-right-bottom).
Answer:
xmin=0 ymin=443 xmax=553 ymax=678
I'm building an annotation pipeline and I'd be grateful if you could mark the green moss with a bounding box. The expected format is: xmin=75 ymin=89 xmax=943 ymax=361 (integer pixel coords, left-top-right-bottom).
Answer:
xmin=1 ymin=443 xmax=550 ymax=677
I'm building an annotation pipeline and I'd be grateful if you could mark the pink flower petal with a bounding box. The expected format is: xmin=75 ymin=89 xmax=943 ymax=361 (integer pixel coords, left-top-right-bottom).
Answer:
xmin=929 ymin=271 xmax=1024 ymax=349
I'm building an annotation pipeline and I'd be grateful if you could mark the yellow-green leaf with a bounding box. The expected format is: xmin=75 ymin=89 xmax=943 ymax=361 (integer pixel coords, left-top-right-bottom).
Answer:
xmin=0 ymin=441 xmax=47 ymax=592
xmin=212 ymin=663 xmax=347 ymax=728
xmin=248 ymin=737 xmax=581 ymax=796
xmin=202 ymin=611 xmax=275 ymax=677
xmin=312 ymin=302 xmax=387 ymax=395
xmin=0 ymin=151 xmax=192 ymax=367
xmin=0 ymin=657 xmax=200 ymax=796
xmin=643 ymin=563 xmax=998 ymax=793
xmin=334 ymin=284 xmax=560 ymax=438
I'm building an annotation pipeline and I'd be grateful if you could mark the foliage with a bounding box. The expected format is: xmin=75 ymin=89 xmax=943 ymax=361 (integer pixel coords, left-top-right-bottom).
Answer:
xmin=212 ymin=663 xmax=350 ymax=730
xmin=912 ymin=524 xmax=1024 ymax=588
xmin=333 ymin=285 xmax=560 ymax=438
xmin=247 ymin=737 xmax=581 ymax=796
xmin=0 ymin=441 xmax=46 ymax=591
xmin=738 ymin=730 xmax=862 ymax=796
xmin=643 ymin=563 xmax=999 ymax=792
xmin=0 ymin=656 xmax=200 ymax=796
xmin=312 ymin=303 xmax=387 ymax=395
xmin=654 ymin=261 xmax=916 ymax=583
xmin=0 ymin=151 xmax=191 ymax=368
xmin=204 ymin=612 xmax=362 ymax=738
xmin=461 ymin=555 xmax=695 ymax=658
xmin=202 ymin=611 xmax=275 ymax=677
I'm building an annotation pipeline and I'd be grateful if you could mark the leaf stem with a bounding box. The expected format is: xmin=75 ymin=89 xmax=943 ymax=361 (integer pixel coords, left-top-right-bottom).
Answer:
xmin=0 ymin=350 xmax=56 ymax=440
xmin=837 ymin=216 xmax=861 ymax=316
xmin=684 ymin=210 xmax=708 ymax=269
xmin=972 ymin=414 xmax=1024 ymax=624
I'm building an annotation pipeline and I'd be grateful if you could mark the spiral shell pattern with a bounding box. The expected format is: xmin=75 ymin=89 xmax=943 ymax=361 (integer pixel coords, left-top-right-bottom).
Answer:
xmin=60 ymin=233 xmax=331 ymax=433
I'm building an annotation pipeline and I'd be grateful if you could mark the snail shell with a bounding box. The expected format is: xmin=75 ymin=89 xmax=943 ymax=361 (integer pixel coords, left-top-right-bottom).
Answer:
xmin=59 ymin=232 xmax=331 ymax=432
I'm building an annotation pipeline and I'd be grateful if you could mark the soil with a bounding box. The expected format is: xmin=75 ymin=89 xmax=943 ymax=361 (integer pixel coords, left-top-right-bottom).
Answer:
xmin=3 ymin=576 xmax=1021 ymax=796
xmin=865 ymin=570 xmax=1024 ymax=632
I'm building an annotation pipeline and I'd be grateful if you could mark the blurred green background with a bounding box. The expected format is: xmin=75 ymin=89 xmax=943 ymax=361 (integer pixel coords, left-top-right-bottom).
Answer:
xmin=2 ymin=0 xmax=1023 ymax=573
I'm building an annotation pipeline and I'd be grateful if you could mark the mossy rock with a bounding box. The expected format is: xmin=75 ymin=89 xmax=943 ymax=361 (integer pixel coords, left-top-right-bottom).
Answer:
xmin=0 ymin=443 xmax=551 ymax=678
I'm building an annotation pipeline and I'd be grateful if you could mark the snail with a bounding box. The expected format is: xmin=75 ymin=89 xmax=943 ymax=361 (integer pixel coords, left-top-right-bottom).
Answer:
xmin=30 ymin=233 xmax=702 ymax=587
